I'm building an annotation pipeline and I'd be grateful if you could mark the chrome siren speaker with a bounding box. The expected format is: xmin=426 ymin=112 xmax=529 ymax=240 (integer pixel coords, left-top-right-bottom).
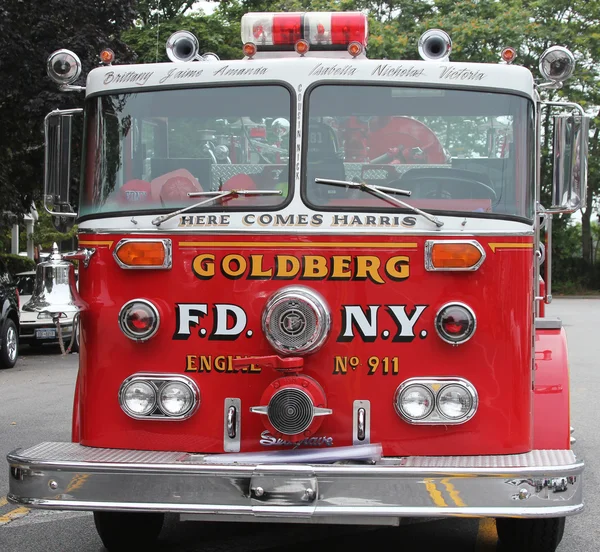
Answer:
xmin=166 ymin=31 xmax=199 ymax=62
xmin=418 ymin=29 xmax=452 ymax=61
xmin=262 ymin=286 xmax=330 ymax=355
xmin=250 ymin=375 xmax=332 ymax=442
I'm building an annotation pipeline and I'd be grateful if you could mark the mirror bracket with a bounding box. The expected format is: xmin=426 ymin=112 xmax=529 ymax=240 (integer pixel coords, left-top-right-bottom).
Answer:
xmin=539 ymin=101 xmax=588 ymax=215
xmin=44 ymin=108 xmax=82 ymax=221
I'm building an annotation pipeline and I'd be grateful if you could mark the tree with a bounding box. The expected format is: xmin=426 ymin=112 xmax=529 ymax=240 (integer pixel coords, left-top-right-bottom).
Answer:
xmin=0 ymin=0 xmax=137 ymax=232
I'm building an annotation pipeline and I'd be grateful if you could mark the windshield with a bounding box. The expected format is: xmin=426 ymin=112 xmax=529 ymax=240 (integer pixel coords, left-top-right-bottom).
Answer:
xmin=81 ymin=85 xmax=292 ymax=217
xmin=16 ymin=274 xmax=35 ymax=296
xmin=304 ymin=85 xmax=534 ymax=220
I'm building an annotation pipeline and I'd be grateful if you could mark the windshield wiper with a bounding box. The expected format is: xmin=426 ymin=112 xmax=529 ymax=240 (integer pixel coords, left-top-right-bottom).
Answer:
xmin=151 ymin=189 xmax=282 ymax=227
xmin=314 ymin=178 xmax=444 ymax=228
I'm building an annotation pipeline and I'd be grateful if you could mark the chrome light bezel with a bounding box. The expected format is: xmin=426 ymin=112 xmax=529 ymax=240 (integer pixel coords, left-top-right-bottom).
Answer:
xmin=113 ymin=238 xmax=173 ymax=270
xmin=394 ymin=378 xmax=478 ymax=425
xmin=118 ymin=299 xmax=160 ymax=342
xmin=262 ymin=286 xmax=331 ymax=355
xmin=435 ymin=302 xmax=477 ymax=345
xmin=119 ymin=374 xmax=200 ymax=420
xmin=424 ymin=240 xmax=486 ymax=272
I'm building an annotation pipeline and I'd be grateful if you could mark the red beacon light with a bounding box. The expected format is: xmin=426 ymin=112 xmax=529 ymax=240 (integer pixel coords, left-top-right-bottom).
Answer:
xmin=241 ymin=12 xmax=368 ymax=55
xmin=501 ymin=47 xmax=517 ymax=64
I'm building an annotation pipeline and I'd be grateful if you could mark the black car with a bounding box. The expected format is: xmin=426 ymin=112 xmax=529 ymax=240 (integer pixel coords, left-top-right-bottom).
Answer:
xmin=0 ymin=258 xmax=19 ymax=368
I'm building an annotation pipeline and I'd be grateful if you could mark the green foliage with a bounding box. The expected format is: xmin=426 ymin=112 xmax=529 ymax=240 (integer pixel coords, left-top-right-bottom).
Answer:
xmin=32 ymin=210 xmax=78 ymax=251
xmin=123 ymin=12 xmax=241 ymax=62
xmin=0 ymin=0 xmax=137 ymax=229
xmin=0 ymin=254 xmax=35 ymax=277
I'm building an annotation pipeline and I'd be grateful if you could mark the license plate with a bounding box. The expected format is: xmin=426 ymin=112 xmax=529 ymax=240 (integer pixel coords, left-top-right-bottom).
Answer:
xmin=35 ymin=328 xmax=56 ymax=339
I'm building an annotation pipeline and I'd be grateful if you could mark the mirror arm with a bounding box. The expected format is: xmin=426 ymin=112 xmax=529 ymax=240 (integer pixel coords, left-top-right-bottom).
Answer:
xmin=62 ymin=248 xmax=96 ymax=269
xmin=540 ymin=101 xmax=585 ymax=117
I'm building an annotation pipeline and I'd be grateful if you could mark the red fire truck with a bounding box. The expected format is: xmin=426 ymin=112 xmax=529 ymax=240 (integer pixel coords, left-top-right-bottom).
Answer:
xmin=7 ymin=11 xmax=587 ymax=552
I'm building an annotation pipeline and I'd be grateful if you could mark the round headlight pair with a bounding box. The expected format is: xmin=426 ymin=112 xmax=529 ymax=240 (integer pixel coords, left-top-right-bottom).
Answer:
xmin=395 ymin=379 xmax=477 ymax=424
xmin=120 ymin=376 xmax=199 ymax=420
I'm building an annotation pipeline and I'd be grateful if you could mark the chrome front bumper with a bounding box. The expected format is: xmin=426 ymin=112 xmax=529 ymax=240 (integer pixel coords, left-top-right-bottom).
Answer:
xmin=8 ymin=443 xmax=583 ymax=520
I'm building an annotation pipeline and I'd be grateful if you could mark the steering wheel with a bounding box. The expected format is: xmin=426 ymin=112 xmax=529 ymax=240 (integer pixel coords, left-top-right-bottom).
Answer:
xmin=387 ymin=167 xmax=497 ymax=201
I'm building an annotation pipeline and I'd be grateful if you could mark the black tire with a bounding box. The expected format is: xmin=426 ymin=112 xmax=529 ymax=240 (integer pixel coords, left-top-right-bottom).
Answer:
xmin=0 ymin=318 xmax=18 ymax=369
xmin=93 ymin=511 xmax=164 ymax=551
xmin=496 ymin=517 xmax=566 ymax=552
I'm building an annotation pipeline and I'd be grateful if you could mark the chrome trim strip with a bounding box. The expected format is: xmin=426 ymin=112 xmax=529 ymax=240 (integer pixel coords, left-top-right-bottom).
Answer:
xmin=78 ymin=228 xmax=536 ymax=237
xmin=424 ymin=240 xmax=486 ymax=271
xmin=353 ymin=400 xmax=370 ymax=445
xmin=113 ymin=238 xmax=173 ymax=270
xmin=394 ymin=377 xmax=478 ymax=425
xmin=118 ymin=299 xmax=160 ymax=342
xmin=118 ymin=373 xmax=200 ymax=421
xmin=7 ymin=444 xmax=583 ymax=519
xmin=224 ymin=398 xmax=241 ymax=452
xmin=434 ymin=302 xmax=477 ymax=345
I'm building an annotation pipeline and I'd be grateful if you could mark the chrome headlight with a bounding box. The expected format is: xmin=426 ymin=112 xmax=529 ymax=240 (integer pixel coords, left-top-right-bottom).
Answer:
xmin=119 ymin=374 xmax=199 ymax=420
xmin=437 ymin=384 xmax=475 ymax=420
xmin=394 ymin=384 xmax=435 ymax=420
xmin=394 ymin=378 xmax=478 ymax=425
xmin=120 ymin=380 xmax=157 ymax=417
xmin=158 ymin=381 xmax=195 ymax=417
xmin=263 ymin=286 xmax=330 ymax=355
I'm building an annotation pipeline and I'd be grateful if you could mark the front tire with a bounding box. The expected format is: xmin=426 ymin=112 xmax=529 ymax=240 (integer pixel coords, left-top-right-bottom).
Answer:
xmin=0 ymin=319 xmax=18 ymax=369
xmin=93 ymin=511 xmax=164 ymax=551
xmin=496 ymin=517 xmax=565 ymax=552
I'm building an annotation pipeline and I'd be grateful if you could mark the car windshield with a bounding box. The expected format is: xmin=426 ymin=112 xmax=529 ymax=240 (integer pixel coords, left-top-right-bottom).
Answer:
xmin=80 ymin=85 xmax=292 ymax=217
xmin=16 ymin=274 xmax=35 ymax=296
xmin=304 ymin=85 xmax=534 ymax=220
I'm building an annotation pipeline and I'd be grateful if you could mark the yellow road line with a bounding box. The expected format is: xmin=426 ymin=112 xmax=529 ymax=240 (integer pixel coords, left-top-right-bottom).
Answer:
xmin=440 ymin=478 xmax=466 ymax=507
xmin=0 ymin=496 xmax=7 ymax=508
xmin=475 ymin=518 xmax=498 ymax=550
xmin=423 ymin=478 xmax=448 ymax=507
xmin=180 ymin=241 xmax=418 ymax=249
xmin=0 ymin=506 xmax=30 ymax=526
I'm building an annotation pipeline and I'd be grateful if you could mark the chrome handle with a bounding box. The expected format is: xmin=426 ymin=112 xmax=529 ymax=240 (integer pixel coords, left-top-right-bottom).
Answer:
xmin=227 ymin=406 xmax=237 ymax=439
xmin=62 ymin=248 xmax=95 ymax=268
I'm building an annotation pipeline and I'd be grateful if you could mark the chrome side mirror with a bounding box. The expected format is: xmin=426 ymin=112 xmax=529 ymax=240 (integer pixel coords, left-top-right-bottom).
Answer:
xmin=549 ymin=113 xmax=589 ymax=213
xmin=44 ymin=108 xmax=82 ymax=229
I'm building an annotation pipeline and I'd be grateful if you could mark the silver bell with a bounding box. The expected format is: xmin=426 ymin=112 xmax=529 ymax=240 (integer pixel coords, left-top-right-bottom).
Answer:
xmin=23 ymin=243 xmax=84 ymax=317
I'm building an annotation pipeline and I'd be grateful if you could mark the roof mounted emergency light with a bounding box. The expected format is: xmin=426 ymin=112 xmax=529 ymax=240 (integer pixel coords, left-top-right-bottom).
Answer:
xmin=241 ymin=12 xmax=368 ymax=55
xmin=538 ymin=46 xmax=575 ymax=89
xmin=418 ymin=29 xmax=452 ymax=62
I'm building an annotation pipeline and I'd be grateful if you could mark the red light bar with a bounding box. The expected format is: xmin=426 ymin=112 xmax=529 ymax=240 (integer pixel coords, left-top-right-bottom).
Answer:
xmin=331 ymin=13 xmax=367 ymax=46
xmin=272 ymin=14 xmax=302 ymax=45
xmin=241 ymin=12 xmax=368 ymax=52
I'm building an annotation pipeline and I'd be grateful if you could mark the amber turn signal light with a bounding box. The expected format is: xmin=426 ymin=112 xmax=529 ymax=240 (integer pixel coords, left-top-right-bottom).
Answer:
xmin=425 ymin=241 xmax=485 ymax=271
xmin=114 ymin=239 xmax=172 ymax=269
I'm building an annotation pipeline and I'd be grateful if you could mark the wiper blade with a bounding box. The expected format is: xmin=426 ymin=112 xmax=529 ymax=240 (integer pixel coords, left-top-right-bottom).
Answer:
xmin=151 ymin=189 xmax=282 ymax=227
xmin=314 ymin=178 xmax=444 ymax=228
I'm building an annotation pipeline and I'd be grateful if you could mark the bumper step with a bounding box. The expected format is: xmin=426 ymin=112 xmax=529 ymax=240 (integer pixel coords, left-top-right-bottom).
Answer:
xmin=8 ymin=442 xmax=584 ymax=520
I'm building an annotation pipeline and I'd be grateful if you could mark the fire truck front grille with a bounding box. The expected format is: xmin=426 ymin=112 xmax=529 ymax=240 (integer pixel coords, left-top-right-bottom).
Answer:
xmin=268 ymin=388 xmax=314 ymax=435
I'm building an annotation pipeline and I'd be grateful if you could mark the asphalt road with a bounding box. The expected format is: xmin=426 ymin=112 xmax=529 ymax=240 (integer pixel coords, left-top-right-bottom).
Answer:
xmin=0 ymin=298 xmax=598 ymax=551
